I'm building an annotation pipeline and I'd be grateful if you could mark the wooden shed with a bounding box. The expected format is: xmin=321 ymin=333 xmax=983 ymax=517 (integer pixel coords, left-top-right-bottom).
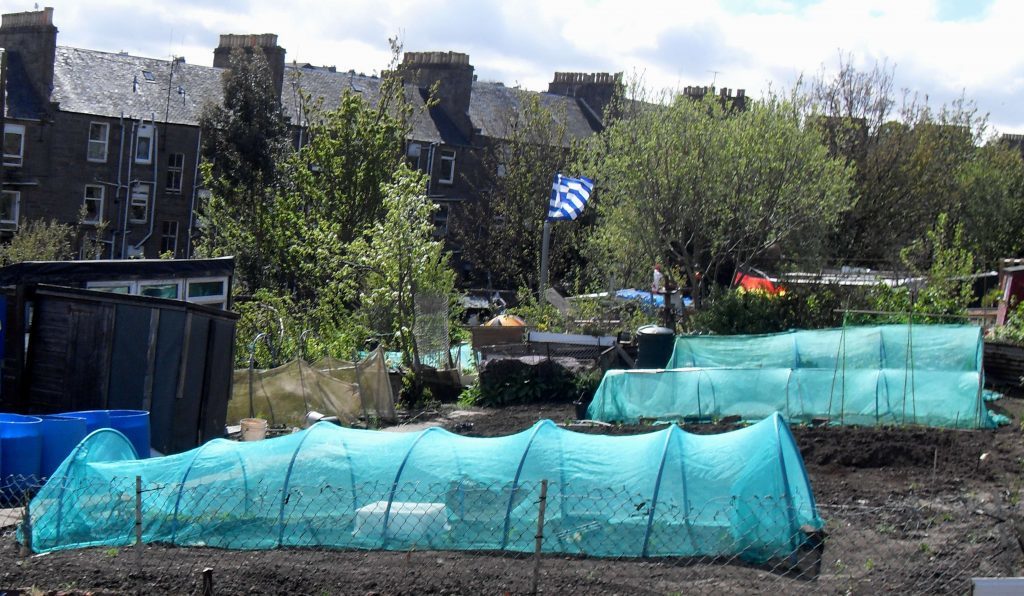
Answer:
xmin=1 ymin=284 xmax=238 ymax=455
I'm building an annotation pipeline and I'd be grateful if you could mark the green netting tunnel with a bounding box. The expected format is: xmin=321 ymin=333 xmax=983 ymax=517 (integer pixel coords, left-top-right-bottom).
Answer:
xmin=27 ymin=415 xmax=821 ymax=563
xmin=589 ymin=324 xmax=999 ymax=428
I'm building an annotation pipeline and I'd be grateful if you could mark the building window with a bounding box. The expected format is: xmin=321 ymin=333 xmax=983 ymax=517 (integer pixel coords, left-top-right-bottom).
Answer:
xmin=88 ymin=283 xmax=131 ymax=294
xmin=0 ymin=190 xmax=20 ymax=224
xmin=187 ymin=277 xmax=228 ymax=309
xmin=432 ymin=204 xmax=449 ymax=239
xmin=166 ymin=153 xmax=184 ymax=192
xmin=135 ymin=124 xmax=154 ymax=164
xmin=439 ymin=149 xmax=456 ymax=184
xmin=83 ymin=184 xmax=104 ymax=223
xmin=407 ymin=143 xmax=425 ymax=170
xmin=130 ymin=183 xmax=149 ymax=223
xmin=138 ymin=281 xmax=179 ymax=299
xmin=87 ymin=122 xmax=109 ymax=162
xmin=3 ymin=124 xmax=25 ymax=167
xmin=160 ymin=220 xmax=178 ymax=256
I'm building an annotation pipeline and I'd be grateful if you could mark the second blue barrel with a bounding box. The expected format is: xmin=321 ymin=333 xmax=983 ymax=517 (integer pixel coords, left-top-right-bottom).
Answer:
xmin=107 ymin=410 xmax=150 ymax=459
xmin=38 ymin=415 xmax=89 ymax=477
xmin=61 ymin=410 xmax=111 ymax=434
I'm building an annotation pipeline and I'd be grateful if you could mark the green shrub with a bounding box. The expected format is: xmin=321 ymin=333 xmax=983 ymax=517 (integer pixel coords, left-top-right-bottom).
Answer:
xmin=466 ymin=359 xmax=585 ymax=407
xmin=687 ymin=284 xmax=853 ymax=335
xmin=991 ymin=301 xmax=1024 ymax=346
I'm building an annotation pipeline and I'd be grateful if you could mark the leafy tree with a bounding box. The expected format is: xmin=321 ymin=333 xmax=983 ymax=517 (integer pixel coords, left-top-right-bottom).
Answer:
xmin=197 ymin=48 xmax=291 ymax=291
xmin=863 ymin=213 xmax=976 ymax=322
xmin=577 ymin=88 xmax=853 ymax=308
xmin=347 ymin=164 xmax=456 ymax=371
xmin=0 ymin=218 xmax=75 ymax=265
xmin=804 ymin=58 xmax=1024 ymax=268
xmin=198 ymin=44 xmax=424 ymax=359
xmin=453 ymin=91 xmax=593 ymax=291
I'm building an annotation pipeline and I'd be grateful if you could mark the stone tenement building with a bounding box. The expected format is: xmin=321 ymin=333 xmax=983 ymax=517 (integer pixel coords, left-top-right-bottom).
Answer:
xmin=0 ymin=7 xmax=744 ymax=262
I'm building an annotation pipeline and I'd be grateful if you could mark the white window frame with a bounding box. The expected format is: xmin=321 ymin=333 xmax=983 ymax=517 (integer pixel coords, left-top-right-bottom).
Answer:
xmin=83 ymin=184 xmax=104 ymax=224
xmin=439 ymin=149 xmax=456 ymax=185
xmin=130 ymin=182 xmax=150 ymax=223
xmin=0 ymin=190 xmax=20 ymax=225
xmin=3 ymin=123 xmax=25 ymax=167
xmin=166 ymin=152 xmax=184 ymax=192
xmin=137 ymin=279 xmax=182 ymax=300
xmin=160 ymin=220 xmax=178 ymax=255
xmin=135 ymin=124 xmax=154 ymax=164
xmin=186 ymin=276 xmax=229 ymax=308
xmin=85 ymin=277 xmax=230 ymax=309
xmin=87 ymin=122 xmax=109 ymax=162
xmin=85 ymin=281 xmax=132 ymax=294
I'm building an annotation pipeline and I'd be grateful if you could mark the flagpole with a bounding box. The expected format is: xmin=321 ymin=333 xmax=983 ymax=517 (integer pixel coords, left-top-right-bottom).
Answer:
xmin=539 ymin=219 xmax=552 ymax=305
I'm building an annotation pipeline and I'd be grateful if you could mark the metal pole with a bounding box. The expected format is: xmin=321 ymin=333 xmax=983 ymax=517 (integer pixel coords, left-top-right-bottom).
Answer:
xmin=539 ymin=220 xmax=552 ymax=305
xmin=135 ymin=475 xmax=143 ymax=561
xmin=531 ymin=479 xmax=549 ymax=594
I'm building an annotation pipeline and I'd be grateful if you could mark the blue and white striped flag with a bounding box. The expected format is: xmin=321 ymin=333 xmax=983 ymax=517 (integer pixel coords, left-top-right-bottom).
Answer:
xmin=547 ymin=173 xmax=594 ymax=221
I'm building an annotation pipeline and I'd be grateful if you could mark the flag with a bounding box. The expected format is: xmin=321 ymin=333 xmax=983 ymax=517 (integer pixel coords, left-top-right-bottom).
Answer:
xmin=547 ymin=173 xmax=594 ymax=221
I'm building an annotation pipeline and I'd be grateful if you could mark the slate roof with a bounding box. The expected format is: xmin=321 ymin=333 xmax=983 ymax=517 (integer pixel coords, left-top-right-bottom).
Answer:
xmin=468 ymin=81 xmax=600 ymax=146
xmin=51 ymin=47 xmax=223 ymax=125
xmin=43 ymin=46 xmax=601 ymax=145
xmin=282 ymin=67 xmax=451 ymax=144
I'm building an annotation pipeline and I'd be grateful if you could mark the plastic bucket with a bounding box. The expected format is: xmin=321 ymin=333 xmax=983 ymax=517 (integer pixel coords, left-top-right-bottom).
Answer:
xmin=240 ymin=418 xmax=268 ymax=441
xmin=0 ymin=413 xmax=43 ymax=504
xmin=636 ymin=325 xmax=675 ymax=368
xmin=38 ymin=415 xmax=89 ymax=478
xmin=107 ymin=410 xmax=151 ymax=459
xmin=61 ymin=410 xmax=111 ymax=434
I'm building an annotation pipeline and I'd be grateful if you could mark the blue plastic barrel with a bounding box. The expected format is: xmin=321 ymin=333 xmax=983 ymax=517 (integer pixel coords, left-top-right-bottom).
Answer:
xmin=107 ymin=410 xmax=150 ymax=459
xmin=61 ymin=410 xmax=111 ymax=434
xmin=0 ymin=413 xmax=43 ymax=504
xmin=38 ymin=415 xmax=89 ymax=477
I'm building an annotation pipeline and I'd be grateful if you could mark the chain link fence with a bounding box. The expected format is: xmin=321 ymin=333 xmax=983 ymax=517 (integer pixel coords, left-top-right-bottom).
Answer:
xmin=1 ymin=474 xmax=1019 ymax=594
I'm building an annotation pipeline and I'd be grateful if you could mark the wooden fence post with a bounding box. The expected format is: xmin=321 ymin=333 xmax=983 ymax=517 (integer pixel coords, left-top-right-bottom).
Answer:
xmin=531 ymin=479 xmax=549 ymax=595
xmin=20 ymin=499 xmax=32 ymax=556
xmin=134 ymin=475 xmax=143 ymax=561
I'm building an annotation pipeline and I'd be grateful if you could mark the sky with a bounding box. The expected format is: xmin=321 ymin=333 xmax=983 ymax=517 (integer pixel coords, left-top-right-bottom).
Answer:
xmin=4 ymin=0 xmax=1023 ymax=133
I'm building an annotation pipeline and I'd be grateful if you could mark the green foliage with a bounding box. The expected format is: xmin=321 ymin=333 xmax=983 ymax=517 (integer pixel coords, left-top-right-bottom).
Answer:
xmin=197 ymin=49 xmax=291 ymax=292
xmin=990 ymin=302 xmax=1024 ymax=346
xmin=804 ymin=58 xmax=1024 ymax=268
xmin=456 ymin=383 xmax=481 ymax=408
xmin=347 ymin=165 xmax=456 ymax=370
xmin=859 ymin=214 xmax=976 ymax=323
xmin=288 ymin=84 xmax=409 ymax=246
xmin=0 ymin=218 xmax=75 ymax=265
xmin=688 ymin=284 xmax=853 ymax=335
xmin=452 ymin=91 xmax=595 ymax=291
xmin=197 ymin=43 xmax=458 ymax=369
xmin=507 ymin=287 xmax=567 ymax=332
xmin=572 ymin=368 xmax=604 ymax=403
xmin=577 ymin=86 xmax=853 ymax=308
xmin=469 ymin=359 xmax=580 ymax=407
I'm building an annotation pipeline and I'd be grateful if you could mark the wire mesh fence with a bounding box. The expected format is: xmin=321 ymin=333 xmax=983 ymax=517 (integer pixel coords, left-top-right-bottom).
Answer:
xmin=0 ymin=474 xmax=1019 ymax=594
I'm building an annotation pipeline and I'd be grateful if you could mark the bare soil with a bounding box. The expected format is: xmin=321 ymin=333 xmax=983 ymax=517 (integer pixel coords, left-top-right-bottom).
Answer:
xmin=3 ymin=392 xmax=1024 ymax=594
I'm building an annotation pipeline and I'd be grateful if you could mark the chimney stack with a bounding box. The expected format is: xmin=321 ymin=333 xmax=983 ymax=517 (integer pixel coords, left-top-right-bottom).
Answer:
xmin=548 ymin=71 xmax=622 ymax=124
xmin=213 ymin=33 xmax=286 ymax=100
xmin=399 ymin=51 xmax=475 ymax=139
xmin=0 ymin=7 xmax=58 ymax=106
